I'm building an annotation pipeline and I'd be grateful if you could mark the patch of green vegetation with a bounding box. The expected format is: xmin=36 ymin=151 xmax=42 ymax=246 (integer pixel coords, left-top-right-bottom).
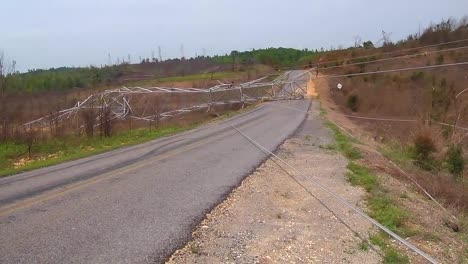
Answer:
xmin=446 ymin=144 xmax=465 ymax=177
xmin=326 ymin=122 xmax=362 ymax=160
xmin=347 ymin=162 xmax=408 ymax=234
xmin=346 ymin=162 xmax=379 ymax=192
xmin=0 ymin=125 xmax=192 ymax=177
xmin=369 ymin=232 xmax=387 ymax=248
xmin=384 ymin=248 xmax=410 ymax=264
xmin=368 ymin=196 xmax=407 ymax=233
xmin=380 ymin=142 xmax=415 ymax=165
xmin=319 ymin=103 xmax=327 ymax=116
xmin=370 ymin=232 xmax=409 ymax=264
xmin=359 ymin=241 xmax=370 ymax=251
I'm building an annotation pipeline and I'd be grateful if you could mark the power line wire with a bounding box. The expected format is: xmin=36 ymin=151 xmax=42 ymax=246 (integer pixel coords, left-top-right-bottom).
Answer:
xmin=319 ymin=45 xmax=468 ymax=71
xmin=342 ymin=114 xmax=417 ymax=122
xmin=317 ymin=38 xmax=468 ymax=67
xmin=319 ymin=62 xmax=468 ymax=78
xmin=279 ymin=38 xmax=468 ymax=70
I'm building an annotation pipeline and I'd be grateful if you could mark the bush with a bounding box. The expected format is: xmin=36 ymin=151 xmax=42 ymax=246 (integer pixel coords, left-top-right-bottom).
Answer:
xmin=347 ymin=95 xmax=359 ymax=112
xmin=410 ymin=71 xmax=425 ymax=81
xmin=435 ymin=54 xmax=444 ymax=65
xmin=446 ymin=144 xmax=464 ymax=176
xmin=413 ymin=131 xmax=436 ymax=170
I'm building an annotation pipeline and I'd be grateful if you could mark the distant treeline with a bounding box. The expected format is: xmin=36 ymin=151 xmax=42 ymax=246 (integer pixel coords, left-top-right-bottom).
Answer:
xmin=4 ymin=65 xmax=126 ymax=92
xmin=212 ymin=47 xmax=323 ymax=68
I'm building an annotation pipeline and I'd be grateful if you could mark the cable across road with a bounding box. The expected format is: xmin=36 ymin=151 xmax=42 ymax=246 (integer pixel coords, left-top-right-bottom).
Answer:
xmin=217 ymin=110 xmax=439 ymax=264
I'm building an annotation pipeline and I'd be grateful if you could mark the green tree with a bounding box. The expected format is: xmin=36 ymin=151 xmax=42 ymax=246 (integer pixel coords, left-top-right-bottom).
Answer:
xmin=362 ymin=41 xmax=375 ymax=49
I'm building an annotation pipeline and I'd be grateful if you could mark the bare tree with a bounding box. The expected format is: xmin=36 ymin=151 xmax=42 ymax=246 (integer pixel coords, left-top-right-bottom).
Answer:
xmin=149 ymin=96 xmax=163 ymax=130
xmin=99 ymin=100 xmax=113 ymax=138
xmin=158 ymin=46 xmax=162 ymax=62
xmin=81 ymin=108 xmax=96 ymax=138
xmin=0 ymin=51 xmax=16 ymax=141
xmin=353 ymin=35 xmax=362 ymax=47
xmin=24 ymin=125 xmax=36 ymax=159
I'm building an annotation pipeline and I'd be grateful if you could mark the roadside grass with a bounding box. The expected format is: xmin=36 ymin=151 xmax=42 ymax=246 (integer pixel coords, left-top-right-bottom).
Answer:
xmin=370 ymin=232 xmax=409 ymax=264
xmin=319 ymin=101 xmax=327 ymax=116
xmin=0 ymin=125 xmax=192 ymax=177
xmin=346 ymin=162 xmax=410 ymax=235
xmin=346 ymin=162 xmax=378 ymax=192
xmin=326 ymin=122 xmax=362 ymax=160
xmin=325 ymin=117 xmax=410 ymax=262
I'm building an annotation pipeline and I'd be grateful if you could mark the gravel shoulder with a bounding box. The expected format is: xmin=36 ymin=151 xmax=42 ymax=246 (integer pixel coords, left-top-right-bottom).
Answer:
xmin=167 ymin=100 xmax=381 ymax=263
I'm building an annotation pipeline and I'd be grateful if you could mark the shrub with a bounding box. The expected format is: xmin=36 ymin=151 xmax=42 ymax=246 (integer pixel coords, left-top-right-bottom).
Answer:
xmin=413 ymin=131 xmax=436 ymax=170
xmin=440 ymin=78 xmax=447 ymax=87
xmin=410 ymin=71 xmax=424 ymax=81
xmin=347 ymin=94 xmax=360 ymax=112
xmin=446 ymin=144 xmax=464 ymax=176
xmin=435 ymin=54 xmax=444 ymax=65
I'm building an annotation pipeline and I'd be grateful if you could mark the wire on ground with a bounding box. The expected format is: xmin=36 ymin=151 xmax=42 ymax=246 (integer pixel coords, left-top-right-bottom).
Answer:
xmin=271 ymin=103 xmax=459 ymax=222
xmin=216 ymin=111 xmax=439 ymax=264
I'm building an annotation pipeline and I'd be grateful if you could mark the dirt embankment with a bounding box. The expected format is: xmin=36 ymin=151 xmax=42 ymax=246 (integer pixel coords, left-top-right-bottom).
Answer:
xmin=168 ymin=101 xmax=381 ymax=263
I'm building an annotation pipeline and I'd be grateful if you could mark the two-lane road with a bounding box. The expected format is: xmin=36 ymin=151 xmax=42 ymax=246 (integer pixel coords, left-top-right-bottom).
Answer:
xmin=0 ymin=95 xmax=310 ymax=263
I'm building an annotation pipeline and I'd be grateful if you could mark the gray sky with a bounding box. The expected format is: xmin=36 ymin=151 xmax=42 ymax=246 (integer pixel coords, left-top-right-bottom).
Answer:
xmin=1 ymin=0 xmax=467 ymax=72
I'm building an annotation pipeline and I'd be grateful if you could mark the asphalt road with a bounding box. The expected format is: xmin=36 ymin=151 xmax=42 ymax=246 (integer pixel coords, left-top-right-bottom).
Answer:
xmin=0 ymin=90 xmax=310 ymax=263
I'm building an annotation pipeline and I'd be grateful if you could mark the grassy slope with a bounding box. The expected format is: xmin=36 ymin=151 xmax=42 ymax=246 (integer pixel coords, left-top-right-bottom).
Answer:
xmin=125 ymin=65 xmax=275 ymax=87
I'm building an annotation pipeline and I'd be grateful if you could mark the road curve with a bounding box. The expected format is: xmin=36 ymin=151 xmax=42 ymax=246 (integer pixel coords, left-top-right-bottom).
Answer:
xmin=0 ymin=96 xmax=310 ymax=263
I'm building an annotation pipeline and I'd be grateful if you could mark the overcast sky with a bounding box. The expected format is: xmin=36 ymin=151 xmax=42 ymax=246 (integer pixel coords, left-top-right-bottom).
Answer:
xmin=1 ymin=0 xmax=467 ymax=72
